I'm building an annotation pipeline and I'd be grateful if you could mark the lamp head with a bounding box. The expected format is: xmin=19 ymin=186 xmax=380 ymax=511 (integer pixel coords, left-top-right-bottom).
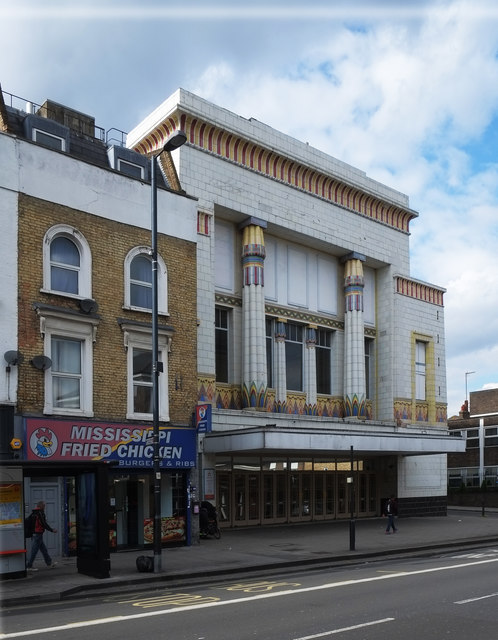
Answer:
xmin=162 ymin=130 xmax=187 ymax=153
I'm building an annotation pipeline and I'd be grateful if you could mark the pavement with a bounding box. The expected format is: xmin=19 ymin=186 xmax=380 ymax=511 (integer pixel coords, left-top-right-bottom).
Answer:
xmin=1 ymin=507 xmax=497 ymax=609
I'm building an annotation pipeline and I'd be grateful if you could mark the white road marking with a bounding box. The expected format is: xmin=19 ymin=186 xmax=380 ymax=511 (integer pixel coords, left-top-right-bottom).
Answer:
xmin=455 ymin=592 xmax=498 ymax=604
xmin=293 ymin=618 xmax=395 ymax=639
xmin=1 ymin=557 xmax=497 ymax=639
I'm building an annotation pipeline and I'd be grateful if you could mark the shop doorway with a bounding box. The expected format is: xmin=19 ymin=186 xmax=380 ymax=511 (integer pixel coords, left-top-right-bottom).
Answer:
xmin=113 ymin=477 xmax=144 ymax=549
xmin=26 ymin=482 xmax=61 ymax=560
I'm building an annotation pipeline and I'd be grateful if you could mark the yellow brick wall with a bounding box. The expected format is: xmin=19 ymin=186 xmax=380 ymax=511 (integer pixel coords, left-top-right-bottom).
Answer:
xmin=17 ymin=193 xmax=197 ymax=425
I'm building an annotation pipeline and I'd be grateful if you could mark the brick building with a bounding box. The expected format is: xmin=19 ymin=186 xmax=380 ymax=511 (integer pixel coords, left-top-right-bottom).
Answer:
xmin=448 ymin=388 xmax=498 ymax=489
xmin=128 ymin=89 xmax=464 ymax=524
xmin=0 ymin=87 xmax=198 ymax=563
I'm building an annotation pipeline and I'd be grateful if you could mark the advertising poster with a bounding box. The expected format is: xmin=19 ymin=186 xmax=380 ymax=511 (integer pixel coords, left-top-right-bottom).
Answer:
xmin=203 ymin=468 xmax=216 ymax=500
xmin=0 ymin=483 xmax=22 ymax=526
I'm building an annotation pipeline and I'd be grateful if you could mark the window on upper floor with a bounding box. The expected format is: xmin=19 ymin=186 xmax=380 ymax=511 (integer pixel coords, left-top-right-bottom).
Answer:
xmin=266 ymin=318 xmax=274 ymax=388
xmin=365 ymin=337 xmax=374 ymax=399
xmin=316 ymin=329 xmax=332 ymax=395
xmin=285 ymin=323 xmax=303 ymax=391
xmin=415 ymin=340 xmax=427 ymax=401
xmin=485 ymin=426 xmax=498 ymax=447
xmin=120 ymin=322 xmax=171 ymax=421
xmin=33 ymin=128 xmax=66 ymax=151
xmin=43 ymin=225 xmax=92 ymax=299
xmin=117 ymin=158 xmax=144 ymax=180
xmin=36 ymin=306 xmax=98 ymax=417
xmin=51 ymin=336 xmax=83 ymax=410
xmin=215 ymin=307 xmax=230 ymax=383
xmin=124 ymin=247 xmax=168 ymax=314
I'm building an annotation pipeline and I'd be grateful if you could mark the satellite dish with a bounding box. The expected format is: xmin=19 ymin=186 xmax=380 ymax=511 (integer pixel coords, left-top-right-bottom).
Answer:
xmin=4 ymin=350 xmax=23 ymax=366
xmin=79 ymin=298 xmax=98 ymax=314
xmin=31 ymin=355 xmax=52 ymax=371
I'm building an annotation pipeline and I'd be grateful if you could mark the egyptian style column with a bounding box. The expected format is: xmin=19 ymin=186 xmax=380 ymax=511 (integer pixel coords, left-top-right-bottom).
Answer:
xmin=304 ymin=325 xmax=317 ymax=415
xmin=274 ymin=319 xmax=287 ymax=413
xmin=241 ymin=218 xmax=268 ymax=409
xmin=342 ymin=252 xmax=366 ymax=418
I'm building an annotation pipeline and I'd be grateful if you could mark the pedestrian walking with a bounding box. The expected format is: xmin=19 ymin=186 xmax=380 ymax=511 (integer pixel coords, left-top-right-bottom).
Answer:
xmin=26 ymin=501 xmax=58 ymax=570
xmin=385 ymin=495 xmax=398 ymax=534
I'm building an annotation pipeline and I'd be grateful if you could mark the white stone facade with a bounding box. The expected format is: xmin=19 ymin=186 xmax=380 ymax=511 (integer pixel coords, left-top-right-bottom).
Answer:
xmin=0 ymin=135 xmax=19 ymax=406
xmin=128 ymin=89 xmax=463 ymax=521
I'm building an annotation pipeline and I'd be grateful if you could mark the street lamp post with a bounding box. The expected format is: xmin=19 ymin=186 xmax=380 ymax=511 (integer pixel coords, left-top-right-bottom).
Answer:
xmin=150 ymin=129 xmax=187 ymax=573
xmin=465 ymin=371 xmax=476 ymax=405
xmin=349 ymin=445 xmax=355 ymax=551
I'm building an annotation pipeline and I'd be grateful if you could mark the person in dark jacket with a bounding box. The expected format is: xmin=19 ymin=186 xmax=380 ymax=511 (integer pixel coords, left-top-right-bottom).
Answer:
xmin=26 ymin=501 xmax=58 ymax=570
xmin=385 ymin=495 xmax=398 ymax=534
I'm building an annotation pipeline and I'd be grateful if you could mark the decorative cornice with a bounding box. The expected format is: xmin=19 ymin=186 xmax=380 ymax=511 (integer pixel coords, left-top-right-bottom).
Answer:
xmin=264 ymin=304 xmax=344 ymax=331
xmin=215 ymin=294 xmax=242 ymax=307
xmin=395 ymin=277 xmax=445 ymax=307
xmin=132 ymin=110 xmax=418 ymax=234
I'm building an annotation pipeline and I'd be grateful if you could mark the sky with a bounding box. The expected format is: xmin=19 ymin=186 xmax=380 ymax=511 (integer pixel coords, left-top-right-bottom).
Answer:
xmin=1 ymin=0 xmax=497 ymax=418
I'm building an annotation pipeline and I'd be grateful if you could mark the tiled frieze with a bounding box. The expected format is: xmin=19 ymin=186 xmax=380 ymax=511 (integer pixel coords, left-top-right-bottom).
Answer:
xmin=396 ymin=277 xmax=445 ymax=306
xmin=133 ymin=113 xmax=417 ymax=235
xmin=394 ymin=399 xmax=413 ymax=422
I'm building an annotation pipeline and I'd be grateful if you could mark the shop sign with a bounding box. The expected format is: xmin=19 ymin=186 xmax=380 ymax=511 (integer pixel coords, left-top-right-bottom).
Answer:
xmin=25 ymin=418 xmax=196 ymax=468
xmin=196 ymin=403 xmax=212 ymax=432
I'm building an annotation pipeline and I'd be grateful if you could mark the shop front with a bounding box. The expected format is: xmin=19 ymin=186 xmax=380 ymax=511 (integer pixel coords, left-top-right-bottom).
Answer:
xmin=24 ymin=417 xmax=196 ymax=554
xmin=215 ymin=456 xmax=378 ymax=527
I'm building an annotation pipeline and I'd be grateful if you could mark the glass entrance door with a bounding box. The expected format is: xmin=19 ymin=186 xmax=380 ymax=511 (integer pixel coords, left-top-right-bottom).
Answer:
xmin=233 ymin=472 xmax=261 ymax=526
xmin=289 ymin=472 xmax=312 ymax=521
xmin=262 ymin=472 xmax=287 ymax=523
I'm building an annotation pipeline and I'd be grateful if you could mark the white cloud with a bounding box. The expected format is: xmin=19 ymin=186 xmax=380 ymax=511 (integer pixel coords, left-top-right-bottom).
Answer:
xmin=188 ymin=4 xmax=498 ymax=417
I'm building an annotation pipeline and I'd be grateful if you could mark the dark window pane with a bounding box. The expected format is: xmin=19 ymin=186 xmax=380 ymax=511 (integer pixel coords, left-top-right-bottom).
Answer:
xmin=118 ymin=160 xmax=143 ymax=179
xmin=266 ymin=318 xmax=273 ymax=388
xmin=35 ymin=130 xmax=64 ymax=150
xmin=285 ymin=323 xmax=303 ymax=391
xmin=134 ymin=385 xmax=152 ymax=414
xmin=215 ymin=308 xmax=229 ymax=382
xmin=51 ymin=237 xmax=80 ymax=266
xmin=285 ymin=342 xmax=302 ymax=391
xmin=316 ymin=346 xmax=331 ymax=394
xmin=50 ymin=237 xmax=80 ymax=294
xmin=130 ymin=282 xmax=152 ymax=309
xmin=51 ymin=266 xmax=78 ymax=294
xmin=133 ymin=349 xmax=152 ymax=383
xmin=130 ymin=255 xmax=152 ymax=283
xmin=132 ymin=348 xmax=152 ymax=413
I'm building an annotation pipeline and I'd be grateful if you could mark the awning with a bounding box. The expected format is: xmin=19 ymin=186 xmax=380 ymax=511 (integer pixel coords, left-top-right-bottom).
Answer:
xmin=202 ymin=423 xmax=465 ymax=458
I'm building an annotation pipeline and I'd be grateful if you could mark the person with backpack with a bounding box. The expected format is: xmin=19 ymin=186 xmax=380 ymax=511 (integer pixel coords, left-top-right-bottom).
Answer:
xmin=385 ymin=495 xmax=398 ymax=534
xmin=25 ymin=501 xmax=58 ymax=571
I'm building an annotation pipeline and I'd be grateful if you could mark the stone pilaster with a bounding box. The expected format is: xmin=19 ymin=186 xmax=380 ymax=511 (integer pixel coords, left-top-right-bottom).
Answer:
xmin=241 ymin=218 xmax=267 ymax=408
xmin=304 ymin=325 xmax=317 ymax=415
xmin=342 ymin=252 xmax=366 ymax=418
xmin=274 ymin=319 xmax=287 ymax=413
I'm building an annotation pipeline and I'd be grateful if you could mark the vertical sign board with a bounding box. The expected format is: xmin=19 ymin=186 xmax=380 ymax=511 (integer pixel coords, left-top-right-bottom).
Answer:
xmin=203 ymin=468 xmax=215 ymax=500
xmin=196 ymin=404 xmax=212 ymax=433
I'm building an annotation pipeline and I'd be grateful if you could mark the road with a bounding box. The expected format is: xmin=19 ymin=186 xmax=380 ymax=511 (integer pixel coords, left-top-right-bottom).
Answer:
xmin=2 ymin=547 xmax=498 ymax=639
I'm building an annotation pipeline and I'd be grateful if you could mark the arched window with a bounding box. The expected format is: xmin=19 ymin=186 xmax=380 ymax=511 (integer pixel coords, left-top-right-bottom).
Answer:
xmin=43 ymin=225 xmax=92 ymax=298
xmin=124 ymin=247 xmax=168 ymax=314
xmin=50 ymin=236 xmax=80 ymax=294
xmin=130 ymin=254 xmax=152 ymax=309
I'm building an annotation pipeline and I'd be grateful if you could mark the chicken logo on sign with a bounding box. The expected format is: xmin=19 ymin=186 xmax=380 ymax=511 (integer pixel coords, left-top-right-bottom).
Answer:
xmin=30 ymin=427 xmax=58 ymax=459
